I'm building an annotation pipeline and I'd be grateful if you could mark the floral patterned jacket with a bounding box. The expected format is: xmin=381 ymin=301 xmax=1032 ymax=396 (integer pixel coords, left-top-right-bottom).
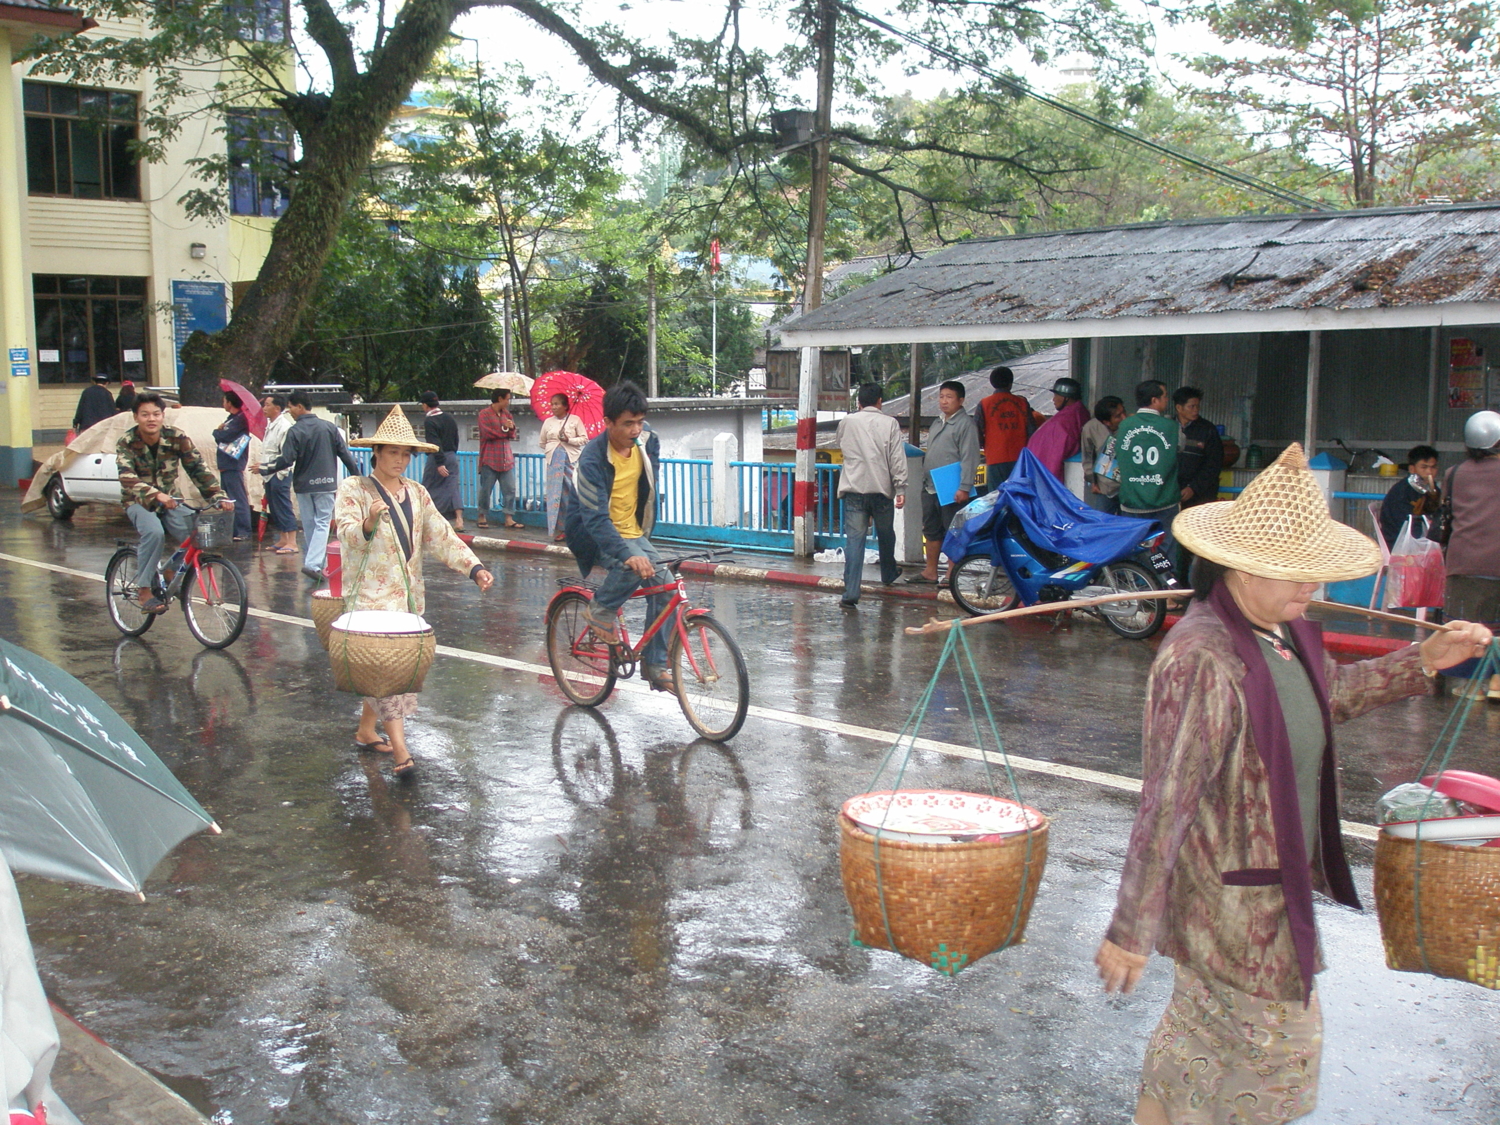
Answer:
xmin=334 ymin=476 xmax=481 ymax=616
xmin=116 ymin=425 xmax=224 ymax=511
xmin=1106 ymin=596 xmax=1429 ymax=1001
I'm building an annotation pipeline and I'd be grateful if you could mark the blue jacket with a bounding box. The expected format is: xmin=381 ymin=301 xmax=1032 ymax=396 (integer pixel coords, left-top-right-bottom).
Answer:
xmin=212 ymin=410 xmax=250 ymax=472
xmin=564 ymin=428 xmax=660 ymax=576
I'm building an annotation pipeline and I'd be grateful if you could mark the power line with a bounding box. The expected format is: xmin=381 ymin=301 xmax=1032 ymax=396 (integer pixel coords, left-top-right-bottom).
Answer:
xmin=838 ymin=3 xmax=1336 ymax=213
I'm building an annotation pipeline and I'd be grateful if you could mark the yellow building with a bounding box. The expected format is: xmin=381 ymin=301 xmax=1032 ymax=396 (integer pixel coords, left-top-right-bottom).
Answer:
xmin=0 ymin=0 xmax=290 ymax=483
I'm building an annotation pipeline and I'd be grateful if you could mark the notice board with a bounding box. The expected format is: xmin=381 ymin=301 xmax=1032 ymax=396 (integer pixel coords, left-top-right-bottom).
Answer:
xmin=171 ymin=280 xmax=228 ymax=384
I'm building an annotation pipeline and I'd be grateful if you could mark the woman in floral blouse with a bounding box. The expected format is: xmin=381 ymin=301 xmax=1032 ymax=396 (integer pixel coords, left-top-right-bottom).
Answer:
xmin=336 ymin=406 xmax=493 ymax=781
xmin=1096 ymin=444 xmax=1490 ymax=1125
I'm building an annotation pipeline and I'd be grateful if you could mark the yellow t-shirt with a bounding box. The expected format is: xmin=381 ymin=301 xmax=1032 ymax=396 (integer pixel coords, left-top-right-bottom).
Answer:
xmin=608 ymin=442 xmax=644 ymax=539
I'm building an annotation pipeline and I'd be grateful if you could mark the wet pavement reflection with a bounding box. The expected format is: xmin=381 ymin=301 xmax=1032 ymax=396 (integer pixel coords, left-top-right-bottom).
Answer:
xmin=2 ymin=505 xmax=1497 ymax=1123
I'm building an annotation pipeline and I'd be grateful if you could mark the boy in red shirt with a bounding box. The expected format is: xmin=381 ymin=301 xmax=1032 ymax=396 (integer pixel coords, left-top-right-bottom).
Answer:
xmin=976 ymin=365 xmax=1033 ymax=489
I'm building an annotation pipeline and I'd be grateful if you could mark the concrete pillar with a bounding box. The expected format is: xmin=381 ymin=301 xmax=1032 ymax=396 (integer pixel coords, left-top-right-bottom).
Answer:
xmin=0 ymin=29 xmax=37 ymax=483
xmin=897 ymin=452 xmax=924 ymax=563
xmin=711 ymin=432 xmax=736 ymax=527
xmin=1304 ymin=329 xmax=1322 ymax=456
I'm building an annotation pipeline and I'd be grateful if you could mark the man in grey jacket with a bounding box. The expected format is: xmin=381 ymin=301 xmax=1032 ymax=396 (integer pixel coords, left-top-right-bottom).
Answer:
xmin=834 ymin=382 xmax=907 ymax=608
xmin=909 ymin=380 xmax=980 ymax=584
xmin=262 ymin=391 xmax=361 ymax=581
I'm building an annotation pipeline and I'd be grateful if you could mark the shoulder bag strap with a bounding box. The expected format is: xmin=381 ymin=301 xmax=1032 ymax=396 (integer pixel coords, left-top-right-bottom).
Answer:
xmin=367 ymin=476 xmax=415 ymax=564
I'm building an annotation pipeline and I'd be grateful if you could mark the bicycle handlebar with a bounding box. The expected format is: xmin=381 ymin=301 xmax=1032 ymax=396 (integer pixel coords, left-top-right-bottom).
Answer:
xmin=662 ymin=547 xmax=734 ymax=569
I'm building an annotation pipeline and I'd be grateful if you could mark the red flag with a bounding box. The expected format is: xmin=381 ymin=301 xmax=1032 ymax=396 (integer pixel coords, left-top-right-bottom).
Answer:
xmin=710 ymin=239 xmax=720 ymax=273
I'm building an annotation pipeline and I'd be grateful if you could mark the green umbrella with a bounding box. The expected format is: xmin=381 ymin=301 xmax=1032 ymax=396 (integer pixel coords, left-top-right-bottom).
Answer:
xmin=0 ymin=638 xmax=218 ymax=896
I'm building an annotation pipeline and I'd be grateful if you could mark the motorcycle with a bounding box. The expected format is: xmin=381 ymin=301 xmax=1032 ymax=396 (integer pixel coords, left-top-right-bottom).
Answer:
xmin=941 ymin=450 xmax=1180 ymax=640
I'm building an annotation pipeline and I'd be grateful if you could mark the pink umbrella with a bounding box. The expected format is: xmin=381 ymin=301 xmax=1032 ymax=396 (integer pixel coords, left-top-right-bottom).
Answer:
xmin=530 ymin=371 xmax=606 ymax=439
xmin=219 ymin=379 xmax=267 ymax=439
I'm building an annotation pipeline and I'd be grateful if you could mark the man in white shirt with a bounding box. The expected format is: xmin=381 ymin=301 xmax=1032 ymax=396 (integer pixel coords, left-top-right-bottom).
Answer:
xmin=834 ymin=382 xmax=907 ymax=608
xmin=259 ymin=394 xmax=298 ymax=554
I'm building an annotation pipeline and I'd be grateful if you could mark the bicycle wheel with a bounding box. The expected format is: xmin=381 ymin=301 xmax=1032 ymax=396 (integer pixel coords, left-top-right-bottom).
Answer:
xmin=670 ymin=614 xmax=749 ymax=741
xmin=104 ymin=548 xmax=156 ymax=638
xmin=948 ymin=554 xmax=1019 ymax=617
xmin=1097 ymin=561 xmax=1167 ymax=640
xmin=181 ymin=555 xmax=248 ymax=649
xmin=546 ymin=590 xmax=617 ymax=706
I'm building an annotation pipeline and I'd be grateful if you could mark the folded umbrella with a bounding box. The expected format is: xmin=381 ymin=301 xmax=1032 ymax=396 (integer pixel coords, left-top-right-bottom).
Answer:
xmin=0 ymin=639 xmax=218 ymax=896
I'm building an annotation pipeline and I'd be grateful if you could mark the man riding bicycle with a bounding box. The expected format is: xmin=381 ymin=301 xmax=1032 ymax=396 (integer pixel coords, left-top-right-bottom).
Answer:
xmin=562 ymin=380 xmax=676 ymax=692
xmin=116 ymin=393 xmax=235 ymax=614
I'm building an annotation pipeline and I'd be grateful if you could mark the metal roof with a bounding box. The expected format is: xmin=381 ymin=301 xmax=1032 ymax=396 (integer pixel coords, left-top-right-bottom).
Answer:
xmin=879 ymin=343 xmax=1067 ymax=420
xmin=780 ymin=202 xmax=1500 ymax=347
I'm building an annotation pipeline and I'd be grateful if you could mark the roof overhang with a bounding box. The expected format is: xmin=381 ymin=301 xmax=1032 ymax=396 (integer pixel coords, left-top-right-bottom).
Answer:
xmin=0 ymin=3 xmax=94 ymax=49
xmin=779 ymin=300 xmax=1500 ymax=348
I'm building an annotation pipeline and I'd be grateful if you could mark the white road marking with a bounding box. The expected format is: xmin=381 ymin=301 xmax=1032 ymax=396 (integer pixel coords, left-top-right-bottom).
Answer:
xmin=0 ymin=549 xmax=1381 ymax=841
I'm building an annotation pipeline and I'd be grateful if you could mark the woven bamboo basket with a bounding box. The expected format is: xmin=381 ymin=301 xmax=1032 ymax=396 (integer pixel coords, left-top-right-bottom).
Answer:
xmin=839 ymin=813 xmax=1048 ymax=975
xmin=328 ymin=613 xmax=436 ymax=698
xmin=310 ymin=591 xmax=345 ymax=650
xmin=1373 ymin=831 xmax=1500 ymax=990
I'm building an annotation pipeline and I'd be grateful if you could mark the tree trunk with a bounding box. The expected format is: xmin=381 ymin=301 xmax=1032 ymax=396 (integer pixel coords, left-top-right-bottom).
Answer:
xmin=179 ymin=0 xmax=459 ymax=404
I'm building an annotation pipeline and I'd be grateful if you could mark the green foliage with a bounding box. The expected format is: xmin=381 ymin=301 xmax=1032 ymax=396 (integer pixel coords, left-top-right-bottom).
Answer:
xmin=274 ymin=213 xmax=498 ymax=402
xmin=1179 ymin=0 xmax=1500 ymax=203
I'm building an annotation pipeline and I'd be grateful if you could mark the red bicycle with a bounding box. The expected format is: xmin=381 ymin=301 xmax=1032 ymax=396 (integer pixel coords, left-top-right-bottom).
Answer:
xmin=105 ymin=505 xmax=249 ymax=649
xmin=545 ymin=550 xmax=749 ymax=741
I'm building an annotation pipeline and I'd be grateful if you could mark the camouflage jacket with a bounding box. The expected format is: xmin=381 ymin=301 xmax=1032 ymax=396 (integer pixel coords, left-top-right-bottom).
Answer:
xmin=116 ymin=425 xmax=223 ymax=511
xmin=1106 ymin=596 xmax=1429 ymax=1001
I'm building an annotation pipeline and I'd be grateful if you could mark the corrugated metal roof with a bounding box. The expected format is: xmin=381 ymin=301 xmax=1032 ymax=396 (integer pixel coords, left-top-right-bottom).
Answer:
xmin=879 ymin=343 xmax=1067 ymax=419
xmin=782 ymin=203 xmax=1500 ymax=342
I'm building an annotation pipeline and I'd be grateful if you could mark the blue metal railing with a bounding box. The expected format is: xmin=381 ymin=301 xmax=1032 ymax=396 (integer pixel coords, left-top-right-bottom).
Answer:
xmin=657 ymin=458 xmax=712 ymax=526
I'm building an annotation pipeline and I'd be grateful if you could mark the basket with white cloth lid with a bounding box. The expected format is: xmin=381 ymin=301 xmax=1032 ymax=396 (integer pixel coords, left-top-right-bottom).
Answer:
xmin=328 ymin=609 xmax=435 ymax=697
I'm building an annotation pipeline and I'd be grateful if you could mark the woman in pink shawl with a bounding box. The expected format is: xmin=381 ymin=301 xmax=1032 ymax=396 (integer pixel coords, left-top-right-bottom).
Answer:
xmin=1026 ymin=377 xmax=1090 ymax=479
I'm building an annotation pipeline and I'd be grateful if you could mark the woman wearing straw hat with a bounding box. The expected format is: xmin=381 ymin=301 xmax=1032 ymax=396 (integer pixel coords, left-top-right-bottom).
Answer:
xmin=336 ymin=406 xmax=494 ymax=780
xmin=1095 ymin=444 xmax=1491 ymax=1125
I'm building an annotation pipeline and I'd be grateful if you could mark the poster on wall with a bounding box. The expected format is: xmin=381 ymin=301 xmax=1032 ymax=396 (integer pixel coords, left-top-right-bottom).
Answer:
xmin=171 ymin=280 xmax=228 ymax=384
xmin=1449 ymin=337 xmax=1485 ymax=409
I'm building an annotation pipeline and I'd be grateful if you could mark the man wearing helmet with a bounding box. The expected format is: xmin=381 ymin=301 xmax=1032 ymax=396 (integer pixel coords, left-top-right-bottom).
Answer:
xmin=1025 ymin=377 xmax=1090 ymax=480
xmin=1439 ymin=410 xmax=1500 ymax=698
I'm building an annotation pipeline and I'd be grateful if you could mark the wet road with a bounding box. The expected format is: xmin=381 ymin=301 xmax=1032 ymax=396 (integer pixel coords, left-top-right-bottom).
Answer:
xmin=3 ymin=505 xmax=1497 ymax=1124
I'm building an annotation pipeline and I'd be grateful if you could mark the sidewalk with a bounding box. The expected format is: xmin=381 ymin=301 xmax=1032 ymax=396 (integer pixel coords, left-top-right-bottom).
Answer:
xmin=48 ymin=1002 xmax=210 ymax=1124
xmin=460 ymin=527 xmax=1422 ymax=657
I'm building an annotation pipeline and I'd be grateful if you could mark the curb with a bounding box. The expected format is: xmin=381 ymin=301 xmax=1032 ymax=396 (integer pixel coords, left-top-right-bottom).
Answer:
xmin=459 ymin=533 xmax=1415 ymax=656
xmin=49 ymin=1002 xmax=211 ymax=1124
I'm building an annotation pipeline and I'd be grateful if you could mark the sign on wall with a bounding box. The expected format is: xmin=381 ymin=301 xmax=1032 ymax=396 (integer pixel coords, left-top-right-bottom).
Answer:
xmin=171 ymin=280 xmax=228 ymax=384
xmin=1449 ymin=337 xmax=1485 ymax=409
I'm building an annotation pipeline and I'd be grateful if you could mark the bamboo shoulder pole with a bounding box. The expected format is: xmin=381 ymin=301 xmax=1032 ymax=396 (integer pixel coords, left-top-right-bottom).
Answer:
xmin=904 ymin=589 xmax=1191 ymax=636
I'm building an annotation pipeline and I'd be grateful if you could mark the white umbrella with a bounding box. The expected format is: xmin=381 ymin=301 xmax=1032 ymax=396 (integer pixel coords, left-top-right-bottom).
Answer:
xmin=475 ymin=371 xmax=533 ymax=394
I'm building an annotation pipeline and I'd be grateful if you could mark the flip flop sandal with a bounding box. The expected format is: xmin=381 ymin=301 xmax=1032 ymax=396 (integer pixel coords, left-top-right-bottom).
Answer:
xmin=504 ymin=521 xmax=524 ymax=529
xmin=355 ymin=738 xmax=392 ymax=753
xmin=903 ymin=574 xmax=938 ymax=585
xmin=645 ymin=670 xmax=677 ymax=693
xmin=391 ymin=755 xmax=417 ymax=783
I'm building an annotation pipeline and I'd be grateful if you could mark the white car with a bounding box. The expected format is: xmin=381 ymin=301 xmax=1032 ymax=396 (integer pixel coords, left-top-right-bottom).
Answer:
xmin=45 ymin=450 xmax=122 ymax=519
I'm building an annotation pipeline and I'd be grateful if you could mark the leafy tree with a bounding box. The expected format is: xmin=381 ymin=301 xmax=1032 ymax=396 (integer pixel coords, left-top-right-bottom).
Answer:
xmin=1180 ymin=0 xmax=1500 ymax=204
xmin=27 ymin=0 xmax=1144 ymax=402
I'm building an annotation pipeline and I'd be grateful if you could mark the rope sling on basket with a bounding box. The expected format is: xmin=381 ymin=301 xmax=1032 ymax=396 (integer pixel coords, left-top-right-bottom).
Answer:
xmin=1373 ymin=640 xmax=1500 ymax=990
xmin=839 ymin=623 xmax=1047 ymax=976
xmin=326 ymin=483 xmax=436 ymax=698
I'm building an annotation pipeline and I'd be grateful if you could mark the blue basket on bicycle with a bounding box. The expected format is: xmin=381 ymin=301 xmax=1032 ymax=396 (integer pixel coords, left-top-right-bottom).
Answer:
xmin=193 ymin=509 xmax=233 ymax=550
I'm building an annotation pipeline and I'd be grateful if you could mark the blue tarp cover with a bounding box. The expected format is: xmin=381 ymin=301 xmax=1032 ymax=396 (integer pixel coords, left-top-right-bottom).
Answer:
xmin=943 ymin=449 xmax=1161 ymax=564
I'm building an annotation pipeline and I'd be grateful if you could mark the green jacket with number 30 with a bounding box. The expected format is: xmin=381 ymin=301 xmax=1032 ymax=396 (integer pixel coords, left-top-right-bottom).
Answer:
xmin=1116 ymin=409 xmax=1178 ymax=512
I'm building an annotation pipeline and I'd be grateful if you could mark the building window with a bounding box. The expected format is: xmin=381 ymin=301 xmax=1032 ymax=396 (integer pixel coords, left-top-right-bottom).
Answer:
xmin=225 ymin=0 xmax=288 ymax=42
xmin=33 ymin=276 xmax=149 ymax=384
xmin=228 ymin=110 xmax=291 ymax=217
xmin=23 ymin=82 xmax=140 ymax=201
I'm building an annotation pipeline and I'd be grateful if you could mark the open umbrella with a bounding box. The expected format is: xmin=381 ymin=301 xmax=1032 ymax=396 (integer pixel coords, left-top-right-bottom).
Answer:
xmin=0 ymin=638 xmax=219 ymax=897
xmin=219 ymin=378 xmax=267 ymax=439
xmin=475 ymin=371 xmax=533 ymax=395
xmin=531 ymin=371 xmax=607 ymax=439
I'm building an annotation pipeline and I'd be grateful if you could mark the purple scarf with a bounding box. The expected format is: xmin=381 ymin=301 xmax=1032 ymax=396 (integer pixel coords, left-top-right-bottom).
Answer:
xmin=1208 ymin=581 xmax=1358 ymax=1002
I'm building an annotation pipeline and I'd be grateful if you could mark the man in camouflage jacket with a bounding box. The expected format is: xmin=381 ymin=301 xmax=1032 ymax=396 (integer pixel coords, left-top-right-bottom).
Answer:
xmin=116 ymin=394 xmax=231 ymax=612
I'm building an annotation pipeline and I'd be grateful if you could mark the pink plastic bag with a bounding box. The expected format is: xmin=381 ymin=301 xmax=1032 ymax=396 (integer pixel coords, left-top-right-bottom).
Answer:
xmin=1384 ymin=518 xmax=1446 ymax=609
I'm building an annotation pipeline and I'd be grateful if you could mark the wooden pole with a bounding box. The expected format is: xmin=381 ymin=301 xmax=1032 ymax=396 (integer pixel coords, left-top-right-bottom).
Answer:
xmin=904 ymin=589 xmax=1190 ymax=635
xmin=1304 ymin=329 xmax=1322 ymax=455
xmin=647 ymin=262 xmax=659 ymax=398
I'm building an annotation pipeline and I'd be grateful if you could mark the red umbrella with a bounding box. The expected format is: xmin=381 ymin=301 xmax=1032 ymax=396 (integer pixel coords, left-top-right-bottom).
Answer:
xmin=219 ymin=379 xmax=267 ymax=439
xmin=530 ymin=371 xmax=607 ymax=439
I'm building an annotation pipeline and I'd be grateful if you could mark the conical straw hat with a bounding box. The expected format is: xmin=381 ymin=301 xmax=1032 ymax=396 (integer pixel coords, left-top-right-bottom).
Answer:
xmin=350 ymin=405 xmax=438 ymax=452
xmin=1172 ymin=443 xmax=1381 ymax=583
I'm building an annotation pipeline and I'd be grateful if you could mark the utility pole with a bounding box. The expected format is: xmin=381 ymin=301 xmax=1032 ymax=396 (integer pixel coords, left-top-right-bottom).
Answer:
xmin=647 ymin=262 xmax=659 ymax=398
xmin=711 ymin=274 xmax=719 ymax=396
xmin=793 ymin=0 xmax=836 ymax=558
xmin=501 ymin=285 xmax=513 ymax=372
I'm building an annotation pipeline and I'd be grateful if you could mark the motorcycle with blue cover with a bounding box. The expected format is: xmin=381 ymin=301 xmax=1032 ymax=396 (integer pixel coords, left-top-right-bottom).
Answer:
xmin=941 ymin=450 xmax=1180 ymax=640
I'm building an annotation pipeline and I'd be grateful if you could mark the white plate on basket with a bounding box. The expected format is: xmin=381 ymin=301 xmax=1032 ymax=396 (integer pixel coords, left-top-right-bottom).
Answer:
xmin=331 ymin=610 xmax=431 ymax=634
xmin=1381 ymin=813 xmax=1500 ymax=844
xmin=842 ymin=790 xmax=1044 ymax=843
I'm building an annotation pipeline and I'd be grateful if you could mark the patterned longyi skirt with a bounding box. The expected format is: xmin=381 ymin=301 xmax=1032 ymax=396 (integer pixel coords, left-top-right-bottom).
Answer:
xmin=1140 ymin=963 xmax=1322 ymax=1124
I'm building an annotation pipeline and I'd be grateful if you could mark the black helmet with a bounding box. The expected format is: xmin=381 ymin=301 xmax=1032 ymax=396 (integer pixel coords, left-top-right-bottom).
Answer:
xmin=1051 ymin=377 xmax=1082 ymax=401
